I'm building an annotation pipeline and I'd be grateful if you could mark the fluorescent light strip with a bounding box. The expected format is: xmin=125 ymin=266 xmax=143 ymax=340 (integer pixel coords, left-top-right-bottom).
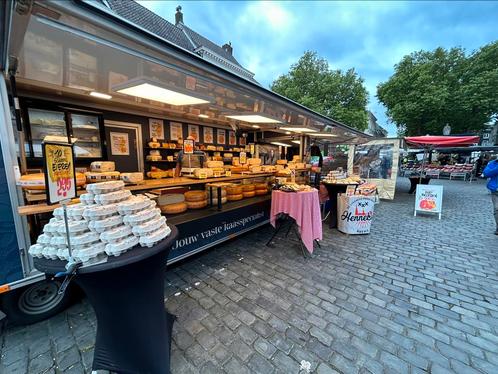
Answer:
xmin=226 ymin=114 xmax=282 ymax=124
xmin=116 ymin=83 xmax=210 ymax=106
xmin=291 ymin=140 xmax=300 ymax=144
xmin=312 ymin=133 xmax=338 ymax=137
xmin=251 ymin=125 xmax=260 ymax=128
xmin=279 ymin=127 xmax=317 ymax=133
xmin=271 ymin=142 xmax=290 ymax=147
xmin=90 ymin=91 xmax=112 ymax=100
xmin=198 ymin=114 xmax=209 ymax=118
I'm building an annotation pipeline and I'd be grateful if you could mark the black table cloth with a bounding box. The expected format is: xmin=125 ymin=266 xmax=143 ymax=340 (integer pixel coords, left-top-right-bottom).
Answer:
xmin=34 ymin=225 xmax=178 ymax=374
xmin=322 ymin=183 xmax=357 ymax=228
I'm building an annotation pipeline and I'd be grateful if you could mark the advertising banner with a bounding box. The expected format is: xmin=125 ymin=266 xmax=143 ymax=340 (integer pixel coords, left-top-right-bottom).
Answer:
xmin=42 ymin=142 xmax=76 ymax=204
xmin=348 ymin=138 xmax=400 ymax=200
xmin=337 ymin=195 xmax=375 ymax=234
xmin=414 ymin=184 xmax=443 ymax=219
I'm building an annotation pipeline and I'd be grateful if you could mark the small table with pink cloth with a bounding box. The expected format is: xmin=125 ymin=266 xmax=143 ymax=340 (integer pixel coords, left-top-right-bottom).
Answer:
xmin=268 ymin=189 xmax=323 ymax=256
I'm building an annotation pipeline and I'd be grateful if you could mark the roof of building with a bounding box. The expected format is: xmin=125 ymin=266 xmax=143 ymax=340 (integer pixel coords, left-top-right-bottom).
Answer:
xmin=103 ymin=0 xmax=256 ymax=82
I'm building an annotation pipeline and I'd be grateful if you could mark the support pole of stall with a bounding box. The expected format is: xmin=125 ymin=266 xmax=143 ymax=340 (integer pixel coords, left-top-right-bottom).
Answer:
xmin=419 ymin=147 xmax=429 ymax=184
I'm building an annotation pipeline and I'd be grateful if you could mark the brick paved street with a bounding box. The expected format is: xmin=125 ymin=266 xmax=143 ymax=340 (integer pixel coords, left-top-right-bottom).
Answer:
xmin=2 ymin=178 xmax=498 ymax=373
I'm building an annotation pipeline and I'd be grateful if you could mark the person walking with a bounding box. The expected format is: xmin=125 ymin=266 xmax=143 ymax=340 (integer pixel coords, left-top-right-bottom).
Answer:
xmin=483 ymin=155 xmax=498 ymax=235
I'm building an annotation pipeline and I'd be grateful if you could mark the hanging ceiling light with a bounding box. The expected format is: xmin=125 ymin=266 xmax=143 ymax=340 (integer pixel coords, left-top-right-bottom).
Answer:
xmin=279 ymin=126 xmax=317 ymax=133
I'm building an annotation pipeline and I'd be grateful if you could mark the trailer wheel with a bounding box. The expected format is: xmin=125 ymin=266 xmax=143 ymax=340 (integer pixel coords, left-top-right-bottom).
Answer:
xmin=0 ymin=279 xmax=78 ymax=325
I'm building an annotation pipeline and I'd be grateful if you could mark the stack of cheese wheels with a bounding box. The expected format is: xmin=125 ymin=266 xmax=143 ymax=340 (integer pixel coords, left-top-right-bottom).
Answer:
xmin=247 ymin=158 xmax=262 ymax=166
xmin=184 ymin=190 xmax=208 ymax=209
xmin=205 ymin=183 xmax=229 ymax=204
xmin=242 ymin=184 xmax=256 ymax=198
xmin=255 ymin=183 xmax=268 ymax=196
xmin=226 ymin=185 xmax=243 ymax=201
xmin=158 ymin=194 xmax=187 ymax=214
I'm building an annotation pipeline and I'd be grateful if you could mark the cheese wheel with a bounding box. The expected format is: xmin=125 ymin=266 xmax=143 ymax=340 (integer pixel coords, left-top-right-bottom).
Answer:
xmin=242 ymin=184 xmax=255 ymax=192
xmin=161 ymin=202 xmax=188 ymax=214
xmin=206 ymin=188 xmax=227 ymax=198
xmin=277 ymin=159 xmax=287 ymax=165
xmin=226 ymin=186 xmax=243 ymax=195
xmin=247 ymin=158 xmax=262 ymax=166
xmin=193 ymin=168 xmax=214 ymax=178
xmin=18 ymin=173 xmax=86 ymax=190
xmin=184 ymin=191 xmax=208 ymax=202
xmin=243 ymin=191 xmax=256 ymax=198
xmin=255 ymin=189 xmax=268 ymax=196
xmin=186 ymin=200 xmax=208 ymax=209
xmin=255 ymin=183 xmax=268 ymax=190
xmin=206 ymin=160 xmax=224 ymax=168
xmin=226 ymin=193 xmax=243 ymax=201
xmin=158 ymin=193 xmax=185 ymax=206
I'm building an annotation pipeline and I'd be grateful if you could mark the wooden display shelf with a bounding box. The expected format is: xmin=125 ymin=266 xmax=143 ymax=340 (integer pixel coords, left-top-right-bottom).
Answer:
xmin=145 ymin=159 xmax=177 ymax=163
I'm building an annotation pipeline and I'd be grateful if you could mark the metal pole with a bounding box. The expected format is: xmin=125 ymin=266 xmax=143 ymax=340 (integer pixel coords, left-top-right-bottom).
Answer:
xmin=419 ymin=147 xmax=428 ymax=184
xmin=61 ymin=200 xmax=73 ymax=260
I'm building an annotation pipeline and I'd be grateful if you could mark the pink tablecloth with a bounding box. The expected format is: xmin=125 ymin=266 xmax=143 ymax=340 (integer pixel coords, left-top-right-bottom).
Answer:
xmin=270 ymin=190 xmax=323 ymax=254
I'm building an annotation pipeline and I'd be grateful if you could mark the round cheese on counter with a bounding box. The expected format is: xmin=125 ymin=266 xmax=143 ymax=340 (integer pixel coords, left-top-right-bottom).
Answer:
xmin=247 ymin=158 xmax=262 ymax=166
xmin=255 ymin=189 xmax=268 ymax=196
xmin=161 ymin=202 xmax=188 ymax=214
xmin=277 ymin=159 xmax=288 ymax=165
xmin=242 ymin=184 xmax=255 ymax=192
xmin=186 ymin=200 xmax=208 ymax=209
xmin=18 ymin=172 xmax=86 ymax=190
xmin=243 ymin=191 xmax=256 ymax=198
xmin=184 ymin=191 xmax=208 ymax=202
xmin=90 ymin=161 xmax=115 ymax=172
xmin=226 ymin=186 xmax=243 ymax=195
xmin=227 ymin=193 xmax=243 ymax=201
xmin=158 ymin=193 xmax=185 ymax=207
xmin=206 ymin=160 xmax=224 ymax=168
xmin=255 ymin=183 xmax=268 ymax=190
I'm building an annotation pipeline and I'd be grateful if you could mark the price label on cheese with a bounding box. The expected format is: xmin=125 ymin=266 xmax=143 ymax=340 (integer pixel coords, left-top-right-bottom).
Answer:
xmin=198 ymin=170 xmax=208 ymax=179
xmin=225 ymin=170 xmax=232 ymax=177
xmin=43 ymin=142 xmax=76 ymax=205
xmin=239 ymin=152 xmax=247 ymax=164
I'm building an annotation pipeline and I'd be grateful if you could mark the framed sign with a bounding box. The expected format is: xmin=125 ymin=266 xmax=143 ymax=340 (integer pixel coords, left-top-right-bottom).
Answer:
xmin=217 ymin=129 xmax=226 ymax=144
xmin=149 ymin=118 xmax=164 ymax=139
xmin=228 ymin=130 xmax=236 ymax=146
xmin=183 ymin=139 xmax=194 ymax=154
xmin=239 ymin=151 xmax=247 ymax=165
xmin=188 ymin=125 xmax=200 ymax=142
xmin=414 ymin=184 xmax=443 ymax=219
xmin=42 ymin=142 xmax=77 ymax=204
xmin=203 ymin=127 xmax=214 ymax=143
xmin=110 ymin=132 xmax=130 ymax=155
xmin=170 ymin=122 xmax=183 ymax=141
xmin=239 ymin=136 xmax=246 ymax=146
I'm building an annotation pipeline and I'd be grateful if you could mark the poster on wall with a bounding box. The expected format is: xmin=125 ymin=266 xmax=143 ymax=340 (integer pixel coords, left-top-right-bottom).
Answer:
xmin=217 ymin=129 xmax=226 ymax=144
xmin=170 ymin=122 xmax=183 ymax=141
xmin=42 ymin=142 xmax=76 ymax=204
xmin=228 ymin=131 xmax=236 ymax=146
xmin=188 ymin=125 xmax=200 ymax=142
xmin=239 ymin=136 xmax=246 ymax=146
xmin=110 ymin=132 xmax=130 ymax=155
xmin=348 ymin=139 xmax=400 ymax=200
xmin=149 ymin=118 xmax=164 ymax=140
xmin=203 ymin=127 xmax=214 ymax=143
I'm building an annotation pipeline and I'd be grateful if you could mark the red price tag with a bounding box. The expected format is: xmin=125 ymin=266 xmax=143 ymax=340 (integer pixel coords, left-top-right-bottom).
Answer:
xmin=57 ymin=177 xmax=72 ymax=198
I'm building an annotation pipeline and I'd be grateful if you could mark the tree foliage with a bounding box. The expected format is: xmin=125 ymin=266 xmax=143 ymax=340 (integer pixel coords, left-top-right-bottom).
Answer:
xmin=377 ymin=42 xmax=498 ymax=136
xmin=270 ymin=51 xmax=369 ymax=131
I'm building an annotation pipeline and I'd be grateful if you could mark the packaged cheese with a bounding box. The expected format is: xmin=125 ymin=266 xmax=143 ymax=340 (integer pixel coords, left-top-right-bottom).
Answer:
xmin=90 ymin=161 xmax=115 ymax=172
xmin=85 ymin=171 xmax=121 ymax=183
xmin=146 ymin=155 xmax=162 ymax=161
xmin=193 ymin=168 xmax=214 ymax=178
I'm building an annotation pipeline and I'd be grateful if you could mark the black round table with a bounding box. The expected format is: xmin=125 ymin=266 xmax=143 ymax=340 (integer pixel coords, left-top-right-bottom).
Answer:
xmin=34 ymin=225 xmax=178 ymax=374
xmin=322 ymin=183 xmax=358 ymax=228
xmin=408 ymin=176 xmax=431 ymax=194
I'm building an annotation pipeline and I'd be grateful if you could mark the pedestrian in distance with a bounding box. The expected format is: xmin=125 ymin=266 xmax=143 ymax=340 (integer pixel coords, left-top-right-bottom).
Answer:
xmin=482 ymin=155 xmax=498 ymax=235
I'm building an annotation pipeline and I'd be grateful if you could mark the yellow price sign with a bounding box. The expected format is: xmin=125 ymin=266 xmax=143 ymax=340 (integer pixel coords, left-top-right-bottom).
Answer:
xmin=43 ymin=142 xmax=76 ymax=204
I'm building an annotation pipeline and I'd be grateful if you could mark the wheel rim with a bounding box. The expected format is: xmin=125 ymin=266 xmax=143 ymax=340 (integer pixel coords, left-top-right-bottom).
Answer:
xmin=18 ymin=281 xmax=64 ymax=315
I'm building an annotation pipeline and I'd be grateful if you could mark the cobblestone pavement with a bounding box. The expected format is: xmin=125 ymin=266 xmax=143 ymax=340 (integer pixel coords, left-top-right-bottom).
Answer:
xmin=2 ymin=178 xmax=498 ymax=374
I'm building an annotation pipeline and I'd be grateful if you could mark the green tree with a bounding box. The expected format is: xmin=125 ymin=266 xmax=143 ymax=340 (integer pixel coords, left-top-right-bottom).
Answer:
xmin=271 ymin=51 xmax=369 ymax=131
xmin=377 ymin=42 xmax=498 ymax=136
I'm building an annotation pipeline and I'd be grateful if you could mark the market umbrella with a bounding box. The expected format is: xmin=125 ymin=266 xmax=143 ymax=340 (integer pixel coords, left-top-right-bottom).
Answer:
xmin=404 ymin=135 xmax=480 ymax=182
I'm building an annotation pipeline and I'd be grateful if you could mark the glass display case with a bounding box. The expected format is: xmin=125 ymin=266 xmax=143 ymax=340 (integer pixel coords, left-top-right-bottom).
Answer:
xmin=27 ymin=108 xmax=67 ymax=157
xmin=71 ymin=113 xmax=103 ymax=158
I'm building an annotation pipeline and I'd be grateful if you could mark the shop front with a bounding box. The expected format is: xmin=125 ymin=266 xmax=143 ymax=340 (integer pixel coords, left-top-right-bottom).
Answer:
xmin=0 ymin=0 xmax=368 ymax=324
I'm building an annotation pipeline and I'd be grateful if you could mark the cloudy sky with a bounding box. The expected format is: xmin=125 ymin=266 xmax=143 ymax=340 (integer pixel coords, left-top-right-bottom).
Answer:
xmin=140 ymin=1 xmax=497 ymax=135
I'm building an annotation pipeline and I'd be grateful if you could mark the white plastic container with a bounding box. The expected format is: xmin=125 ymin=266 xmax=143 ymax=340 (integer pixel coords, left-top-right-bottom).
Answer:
xmin=43 ymin=220 xmax=63 ymax=235
xmin=105 ymin=235 xmax=139 ymax=257
xmin=56 ymin=220 xmax=88 ymax=235
xmin=88 ymin=215 xmax=123 ymax=233
xmin=29 ymin=244 xmax=44 ymax=258
xmin=139 ymin=225 xmax=171 ymax=248
xmin=120 ymin=172 xmax=144 ymax=184
xmin=94 ymin=189 xmax=131 ymax=205
xmin=57 ymin=247 xmax=69 ymax=261
xmin=100 ymin=225 xmax=133 ymax=243
xmin=42 ymin=246 xmax=58 ymax=260
xmin=50 ymin=231 xmax=100 ymax=247
xmin=123 ymin=208 xmax=161 ymax=226
xmin=73 ymin=242 xmax=106 ymax=263
xmin=86 ymin=180 xmax=125 ymax=194
xmin=66 ymin=204 xmax=87 ymax=221
xmin=132 ymin=216 xmax=167 ymax=236
xmin=83 ymin=203 xmax=119 ymax=221
xmin=79 ymin=193 xmax=95 ymax=205
xmin=117 ymin=196 xmax=156 ymax=215
xmin=37 ymin=234 xmax=52 ymax=245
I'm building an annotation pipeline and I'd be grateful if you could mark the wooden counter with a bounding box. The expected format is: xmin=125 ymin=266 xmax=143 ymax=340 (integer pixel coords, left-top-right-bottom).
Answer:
xmin=17 ymin=173 xmax=274 ymax=216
